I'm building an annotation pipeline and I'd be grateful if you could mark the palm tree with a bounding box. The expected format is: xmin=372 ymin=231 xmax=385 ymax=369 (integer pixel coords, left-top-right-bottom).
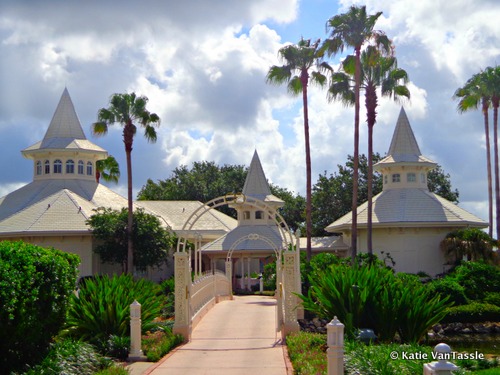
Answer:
xmin=440 ymin=228 xmax=496 ymax=265
xmin=93 ymin=93 xmax=160 ymax=274
xmin=342 ymin=46 xmax=410 ymax=254
xmin=266 ymin=38 xmax=330 ymax=261
xmin=96 ymin=155 xmax=120 ymax=184
xmin=323 ymin=5 xmax=390 ymax=263
xmin=484 ymin=66 xmax=500 ymax=238
xmin=454 ymin=73 xmax=493 ymax=237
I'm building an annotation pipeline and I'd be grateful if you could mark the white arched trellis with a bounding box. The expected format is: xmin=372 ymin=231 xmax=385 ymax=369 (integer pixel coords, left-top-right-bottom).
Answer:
xmin=173 ymin=194 xmax=300 ymax=341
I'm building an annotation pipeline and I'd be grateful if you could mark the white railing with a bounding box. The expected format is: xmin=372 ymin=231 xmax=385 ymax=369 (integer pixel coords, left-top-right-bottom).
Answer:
xmin=190 ymin=270 xmax=232 ymax=329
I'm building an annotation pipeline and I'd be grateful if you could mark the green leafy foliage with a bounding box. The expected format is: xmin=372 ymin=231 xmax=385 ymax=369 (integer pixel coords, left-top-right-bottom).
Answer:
xmin=87 ymin=207 xmax=174 ymax=272
xmin=484 ymin=292 xmax=500 ymax=307
xmin=450 ymin=261 xmax=500 ymax=300
xmin=441 ymin=229 xmax=496 ymax=265
xmin=160 ymin=277 xmax=175 ymax=319
xmin=64 ymin=274 xmax=164 ymax=347
xmin=299 ymin=259 xmax=451 ymax=343
xmin=428 ymin=277 xmax=468 ymax=305
xmin=142 ymin=329 xmax=184 ymax=362
xmin=442 ymin=302 xmax=500 ymax=323
xmin=263 ymin=260 xmax=277 ymax=291
xmin=24 ymin=338 xmax=110 ymax=375
xmin=0 ymin=240 xmax=79 ymax=373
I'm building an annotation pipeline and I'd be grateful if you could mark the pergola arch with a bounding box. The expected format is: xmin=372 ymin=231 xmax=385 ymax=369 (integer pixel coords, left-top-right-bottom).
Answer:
xmin=175 ymin=193 xmax=295 ymax=254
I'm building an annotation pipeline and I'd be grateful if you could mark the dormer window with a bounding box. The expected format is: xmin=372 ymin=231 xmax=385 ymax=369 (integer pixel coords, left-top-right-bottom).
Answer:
xmin=86 ymin=161 xmax=93 ymax=176
xmin=54 ymin=159 xmax=62 ymax=174
xmin=66 ymin=160 xmax=75 ymax=174
xmin=78 ymin=160 xmax=84 ymax=174
xmin=44 ymin=160 xmax=50 ymax=174
xmin=243 ymin=211 xmax=250 ymax=220
xmin=36 ymin=161 xmax=42 ymax=175
xmin=392 ymin=174 xmax=400 ymax=183
xmin=255 ymin=211 xmax=263 ymax=219
xmin=407 ymin=173 xmax=416 ymax=182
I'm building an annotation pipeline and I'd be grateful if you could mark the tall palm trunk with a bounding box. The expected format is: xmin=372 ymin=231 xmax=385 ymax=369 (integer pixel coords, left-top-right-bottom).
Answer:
xmin=483 ymin=99 xmax=494 ymax=238
xmin=493 ymin=99 xmax=500 ymax=238
xmin=365 ymin=83 xmax=377 ymax=255
xmin=351 ymin=47 xmax=361 ymax=263
xmin=124 ymin=123 xmax=135 ymax=274
xmin=301 ymin=69 xmax=313 ymax=261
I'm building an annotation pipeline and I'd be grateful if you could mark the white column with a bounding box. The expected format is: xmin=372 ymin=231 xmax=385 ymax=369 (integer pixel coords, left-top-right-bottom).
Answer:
xmin=246 ymin=257 xmax=251 ymax=290
xmin=128 ymin=300 xmax=146 ymax=360
xmin=282 ymin=251 xmax=300 ymax=336
xmin=327 ymin=316 xmax=344 ymax=375
xmin=173 ymin=252 xmax=191 ymax=342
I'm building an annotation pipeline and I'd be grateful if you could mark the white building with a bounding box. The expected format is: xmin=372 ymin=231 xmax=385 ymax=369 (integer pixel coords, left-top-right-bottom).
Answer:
xmin=326 ymin=108 xmax=487 ymax=276
xmin=0 ymin=89 xmax=236 ymax=280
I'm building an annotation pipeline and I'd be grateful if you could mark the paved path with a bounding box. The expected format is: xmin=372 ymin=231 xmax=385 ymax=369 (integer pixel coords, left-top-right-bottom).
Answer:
xmin=144 ymin=295 xmax=290 ymax=375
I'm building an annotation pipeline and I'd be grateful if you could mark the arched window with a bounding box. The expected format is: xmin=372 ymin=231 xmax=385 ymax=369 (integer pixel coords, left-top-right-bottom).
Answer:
xmin=86 ymin=161 xmax=93 ymax=176
xmin=78 ymin=160 xmax=84 ymax=174
xmin=36 ymin=161 xmax=42 ymax=175
xmin=44 ymin=160 xmax=50 ymax=174
xmin=392 ymin=173 xmax=400 ymax=183
xmin=243 ymin=211 xmax=250 ymax=220
xmin=54 ymin=159 xmax=62 ymax=174
xmin=66 ymin=159 xmax=75 ymax=174
xmin=407 ymin=173 xmax=416 ymax=182
xmin=255 ymin=211 xmax=263 ymax=219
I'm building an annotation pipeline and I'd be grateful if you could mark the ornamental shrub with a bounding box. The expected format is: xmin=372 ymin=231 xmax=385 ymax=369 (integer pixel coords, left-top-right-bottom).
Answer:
xmin=451 ymin=261 xmax=500 ymax=301
xmin=428 ymin=277 xmax=468 ymax=306
xmin=442 ymin=302 xmax=500 ymax=323
xmin=64 ymin=274 xmax=164 ymax=348
xmin=0 ymin=240 xmax=80 ymax=373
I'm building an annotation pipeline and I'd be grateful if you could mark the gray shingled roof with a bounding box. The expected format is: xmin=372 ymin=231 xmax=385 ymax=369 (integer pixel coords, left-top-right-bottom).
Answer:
xmin=22 ymin=89 xmax=106 ymax=155
xmin=243 ymin=150 xmax=283 ymax=204
xmin=326 ymin=188 xmax=487 ymax=232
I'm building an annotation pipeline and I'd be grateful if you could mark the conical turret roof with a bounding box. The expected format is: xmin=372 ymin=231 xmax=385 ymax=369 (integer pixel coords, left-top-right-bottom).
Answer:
xmin=375 ymin=107 xmax=436 ymax=168
xmin=242 ymin=151 xmax=283 ymax=205
xmin=22 ymin=89 xmax=106 ymax=156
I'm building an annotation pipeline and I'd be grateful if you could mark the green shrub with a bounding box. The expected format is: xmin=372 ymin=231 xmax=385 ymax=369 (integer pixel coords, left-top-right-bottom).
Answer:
xmin=286 ymin=331 xmax=327 ymax=375
xmin=299 ymin=263 xmax=451 ymax=343
xmin=24 ymin=338 xmax=109 ymax=375
xmin=263 ymin=261 xmax=277 ymax=291
xmin=0 ymin=240 xmax=79 ymax=373
xmin=142 ymin=329 xmax=184 ymax=362
xmin=160 ymin=277 xmax=175 ymax=319
xmin=428 ymin=277 xmax=468 ymax=305
xmin=484 ymin=292 xmax=500 ymax=307
xmin=443 ymin=302 xmax=500 ymax=323
xmin=451 ymin=262 xmax=500 ymax=301
xmin=64 ymin=274 xmax=164 ymax=347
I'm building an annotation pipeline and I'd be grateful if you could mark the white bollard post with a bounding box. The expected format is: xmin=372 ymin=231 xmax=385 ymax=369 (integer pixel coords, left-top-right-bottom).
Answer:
xmin=327 ymin=316 xmax=344 ymax=375
xmin=259 ymin=274 xmax=264 ymax=293
xmin=423 ymin=343 xmax=460 ymax=375
xmin=128 ymin=300 xmax=146 ymax=361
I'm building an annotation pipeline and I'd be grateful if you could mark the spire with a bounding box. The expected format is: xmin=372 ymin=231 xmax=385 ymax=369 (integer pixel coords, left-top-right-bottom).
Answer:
xmin=243 ymin=150 xmax=272 ymax=199
xmin=41 ymin=88 xmax=86 ymax=146
xmin=387 ymin=107 xmax=422 ymax=162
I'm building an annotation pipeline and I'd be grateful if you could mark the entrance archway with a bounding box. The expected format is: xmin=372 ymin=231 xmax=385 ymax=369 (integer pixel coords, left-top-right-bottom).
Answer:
xmin=172 ymin=194 xmax=300 ymax=341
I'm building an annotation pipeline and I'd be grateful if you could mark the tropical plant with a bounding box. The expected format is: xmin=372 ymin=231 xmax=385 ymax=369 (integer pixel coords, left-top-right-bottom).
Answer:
xmin=0 ymin=241 xmax=79 ymax=373
xmin=299 ymin=261 xmax=451 ymax=342
xmin=440 ymin=228 xmax=496 ymax=265
xmin=454 ymin=72 xmax=494 ymax=237
xmin=333 ymin=45 xmax=410 ymax=254
xmin=87 ymin=207 xmax=174 ymax=272
xmin=64 ymin=274 xmax=164 ymax=347
xmin=96 ymin=155 xmax=120 ymax=184
xmin=450 ymin=261 xmax=500 ymax=300
xmin=267 ymin=37 xmax=330 ymax=261
xmin=324 ymin=5 xmax=391 ymax=262
xmin=93 ymin=93 xmax=160 ymax=273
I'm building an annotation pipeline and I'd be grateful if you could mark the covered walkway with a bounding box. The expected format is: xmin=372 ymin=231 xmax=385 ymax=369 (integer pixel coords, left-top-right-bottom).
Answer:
xmin=144 ymin=295 xmax=291 ymax=375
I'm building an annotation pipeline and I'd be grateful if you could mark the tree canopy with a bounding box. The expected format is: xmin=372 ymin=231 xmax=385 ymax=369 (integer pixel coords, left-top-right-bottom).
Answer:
xmin=86 ymin=207 xmax=174 ymax=272
xmin=137 ymin=157 xmax=460 ymax=237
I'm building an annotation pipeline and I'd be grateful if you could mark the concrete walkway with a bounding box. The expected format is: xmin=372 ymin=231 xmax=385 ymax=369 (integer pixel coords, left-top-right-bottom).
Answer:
xmin=142 ymin=295 xmax=291 ymax=375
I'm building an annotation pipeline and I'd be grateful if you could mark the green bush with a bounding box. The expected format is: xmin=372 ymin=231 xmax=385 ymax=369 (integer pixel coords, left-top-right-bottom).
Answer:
xmin=428 ymin=277 xmax=468 ymax=305
xmin=299 ymin=263 xmax=451 ymax=343
xmin=160 ymin=277 xmax=175 ymax=319
xmin=451 ymin=262 xmax=500 ymax=301
xmin=142 ymin=329 xmax=184 ymax=362
xmin=443 ymin=302 xmax=500 ymax=323
xmin=263 ymin=261 xmax=277 ymax=291
xmin=0 ymin=240 xmax=79 ymax=373
xmin=64 ymin=274 xmax=164 ymax=347
xmin=484 ymin=292 xmax=500 ymax=307
xmin=24 ymin=338 xmax=109 ymax=375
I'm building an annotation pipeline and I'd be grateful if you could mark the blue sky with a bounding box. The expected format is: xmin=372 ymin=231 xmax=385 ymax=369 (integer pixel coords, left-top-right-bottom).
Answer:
xmin=1 ymin=0 xmax=500 ymax=234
